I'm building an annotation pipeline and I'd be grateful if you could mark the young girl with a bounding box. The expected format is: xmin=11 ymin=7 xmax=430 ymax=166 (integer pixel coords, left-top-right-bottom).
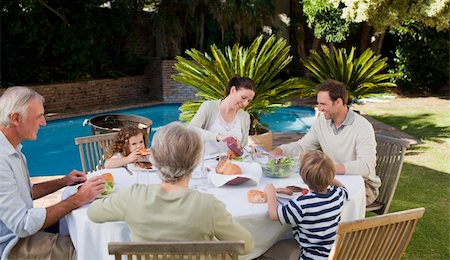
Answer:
xmin=104 ymin=124 xmax=150 ymax=169
xmin=264 ymin=150 xmax=348 ymax=260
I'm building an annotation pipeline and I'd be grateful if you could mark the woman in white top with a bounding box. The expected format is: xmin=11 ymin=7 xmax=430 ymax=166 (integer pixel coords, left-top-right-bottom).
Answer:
xmin=188 ymin=75 xmax=256 ymax=156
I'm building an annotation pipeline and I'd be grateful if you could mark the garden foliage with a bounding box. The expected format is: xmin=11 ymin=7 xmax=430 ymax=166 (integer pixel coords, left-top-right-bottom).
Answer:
xmin=1 ymin=0 xmax=147 ymax=86
xmin=385 ymin=23 xmax=449 ymax=94
xmin=173 ymin=35 xmax=314 ymax=124
xmin=302 ymin=45 xmax=397 ymax=103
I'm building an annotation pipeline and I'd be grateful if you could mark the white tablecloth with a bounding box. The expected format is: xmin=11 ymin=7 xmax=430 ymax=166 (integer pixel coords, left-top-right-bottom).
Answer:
xmin=62 ymin=164 xmax=365 ymax=260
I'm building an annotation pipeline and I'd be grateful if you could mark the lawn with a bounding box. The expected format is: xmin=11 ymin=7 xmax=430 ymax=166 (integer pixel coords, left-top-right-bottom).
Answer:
xmin=354 ymin=96 xmax=450 ymax=259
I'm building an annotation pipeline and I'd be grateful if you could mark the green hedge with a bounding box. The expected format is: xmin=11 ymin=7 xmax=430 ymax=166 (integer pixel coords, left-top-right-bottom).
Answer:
xmin=384 ymin=23 xmax=449 ymax=95
xmin=1 ymin=0 xmax=147 ymax=87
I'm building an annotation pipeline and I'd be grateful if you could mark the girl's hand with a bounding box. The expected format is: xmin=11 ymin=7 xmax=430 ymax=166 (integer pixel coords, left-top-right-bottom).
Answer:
xmin=126 ymin=149 xmax=142 ymax=163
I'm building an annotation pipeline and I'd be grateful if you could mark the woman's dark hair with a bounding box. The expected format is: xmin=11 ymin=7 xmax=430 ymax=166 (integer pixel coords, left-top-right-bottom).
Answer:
xmin=226 ymin=75 xmax=256 ymax=96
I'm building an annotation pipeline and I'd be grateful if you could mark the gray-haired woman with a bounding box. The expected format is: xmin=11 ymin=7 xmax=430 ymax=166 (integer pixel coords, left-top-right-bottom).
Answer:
xmin=88 ymin=122 xmax=254 ymax=254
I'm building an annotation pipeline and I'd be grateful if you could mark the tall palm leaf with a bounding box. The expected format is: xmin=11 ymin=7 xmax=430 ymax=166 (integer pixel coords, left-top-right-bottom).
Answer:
xmin=302 ymin=45 xmax=397 ymax=103
xmin=173 ymin=35 xmax=314 ymax=125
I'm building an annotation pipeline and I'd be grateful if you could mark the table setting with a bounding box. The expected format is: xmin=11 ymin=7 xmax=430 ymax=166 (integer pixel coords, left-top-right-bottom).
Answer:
xmin=61 ymin=149 xmax=366 ymax=260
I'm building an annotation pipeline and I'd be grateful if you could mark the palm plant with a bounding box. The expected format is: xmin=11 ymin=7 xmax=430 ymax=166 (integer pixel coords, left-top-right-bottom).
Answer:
xmin=173 ymin=35 xmax=314 ymax=130
xmin=301 ymin=45 xmax=397 ymax=103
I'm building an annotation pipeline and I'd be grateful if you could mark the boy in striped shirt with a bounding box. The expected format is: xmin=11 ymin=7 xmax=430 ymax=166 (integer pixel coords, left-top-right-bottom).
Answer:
xmin=265 ymin=151 xmax=348 ymax=260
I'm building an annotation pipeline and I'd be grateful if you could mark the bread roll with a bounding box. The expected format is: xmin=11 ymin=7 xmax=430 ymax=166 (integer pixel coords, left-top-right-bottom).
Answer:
xmin=216 ymin=159 xmax=241 ymax=175
xmin=247 ymin=189 xmax=267 ymax=203
xmin=139 ymin=148 xmax=150 ymax=156
xmin=102 ymin=173 xmax=114 ymax=184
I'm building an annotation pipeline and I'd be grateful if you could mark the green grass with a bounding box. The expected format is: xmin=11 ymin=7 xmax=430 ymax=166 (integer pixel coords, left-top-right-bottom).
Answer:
xmin=355 ymin=96 xmax=450 ymax=259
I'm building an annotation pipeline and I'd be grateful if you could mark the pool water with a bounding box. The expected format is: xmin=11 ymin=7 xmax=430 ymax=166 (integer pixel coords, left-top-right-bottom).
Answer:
xmin=23 ymin=104 xmax=315 ymax=177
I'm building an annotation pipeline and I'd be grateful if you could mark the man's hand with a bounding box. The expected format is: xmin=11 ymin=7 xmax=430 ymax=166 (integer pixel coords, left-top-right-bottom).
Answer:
xmin=75 ymin=176 xmax=105 ymax=206
xmin=270 ymin=148 xmax=283 ymax=156
xmin=64 ymin=170 xmax=87 ymax=186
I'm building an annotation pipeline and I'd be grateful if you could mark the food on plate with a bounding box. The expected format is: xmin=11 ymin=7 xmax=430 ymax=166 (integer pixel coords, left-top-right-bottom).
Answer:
xmin=225 ymin=137 xmax=244 ymax=156
xmin=286 ymin=185 xmax=303 ymax=192
xmin=216 ymin=159 xmax=242 ymax=175
xmin=101 ymin=173 xmax=114 ymax=195
xmin=300 ymin=188 xmax=309 ymax=195
xmin=247 ymin=189 xmax=267 ymax=203
xmin=283 ymin=185 xmax=310 ymax=195
xmin=139 ymin=148 xmax=150 ymax=156
xmin=135 ymin=161 xmax=153 ymax=169
xmin=276 ymin=187 xmax=294 ymax=196
xmin=227 ymin=150 xmax=243 ymax=161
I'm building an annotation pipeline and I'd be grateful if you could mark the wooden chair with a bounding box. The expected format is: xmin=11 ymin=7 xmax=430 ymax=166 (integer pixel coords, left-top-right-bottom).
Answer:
xmin=331 ymin=207 xmax=425 ymax=260
xmin=74 ymin=132 xmax=117 ymax=173
xmin=108 ymin=240 xmax=245 ymax=260
xmin=367 ymin=134 xmax=410 ymax=215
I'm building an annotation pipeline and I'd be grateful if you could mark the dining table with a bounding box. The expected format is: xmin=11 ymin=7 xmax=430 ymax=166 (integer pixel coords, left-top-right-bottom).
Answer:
xmin=61 ymin=158 xmax=366 ymax=260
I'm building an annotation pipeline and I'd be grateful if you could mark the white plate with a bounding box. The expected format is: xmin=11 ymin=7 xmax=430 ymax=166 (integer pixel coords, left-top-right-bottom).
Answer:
xmin=276 ymin=192 xmax=302 ymax=201
xmin=127 ymin=163 xmax=157 ymax=172
xmin=209 ymin=161 xmax=262 ymax=187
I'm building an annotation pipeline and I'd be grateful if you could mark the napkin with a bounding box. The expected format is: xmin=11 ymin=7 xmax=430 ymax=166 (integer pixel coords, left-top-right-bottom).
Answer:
xmin=209 ymin=161 xmax=262 ymax=187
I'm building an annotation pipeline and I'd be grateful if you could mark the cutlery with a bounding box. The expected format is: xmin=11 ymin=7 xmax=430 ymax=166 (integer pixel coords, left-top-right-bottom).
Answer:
xmin=122 ymin=165 xmax=133 ymax=175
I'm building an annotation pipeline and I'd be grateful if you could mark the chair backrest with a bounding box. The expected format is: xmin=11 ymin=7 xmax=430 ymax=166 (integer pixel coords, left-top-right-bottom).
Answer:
xmin=108 ymin=240 xmax=245 ymax=260
xmin=367 ymin=134 xmax=410 ymax=215
xmin=331 ymin=207 xmax=425 ymax=260
xmin=74 ymin=132 xmax=118 ymax=173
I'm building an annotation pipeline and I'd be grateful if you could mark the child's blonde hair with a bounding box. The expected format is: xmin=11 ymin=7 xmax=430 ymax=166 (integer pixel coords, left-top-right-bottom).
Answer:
xmin=300 ymin=151 xmax=335 ymax=192
xmin=106 ymin=124 xmax=148 ymax=158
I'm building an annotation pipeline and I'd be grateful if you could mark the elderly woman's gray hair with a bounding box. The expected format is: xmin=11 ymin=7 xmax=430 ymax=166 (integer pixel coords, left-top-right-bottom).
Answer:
xmin=150 ymin=122 xmax=203 ymax=183
xmin=0 ymin=86 xmax=44 ymax=127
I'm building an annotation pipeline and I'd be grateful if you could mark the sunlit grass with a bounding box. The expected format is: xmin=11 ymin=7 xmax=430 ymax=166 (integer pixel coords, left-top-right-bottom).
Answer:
xmin=355 ymin=96 xmax=450 ymax=259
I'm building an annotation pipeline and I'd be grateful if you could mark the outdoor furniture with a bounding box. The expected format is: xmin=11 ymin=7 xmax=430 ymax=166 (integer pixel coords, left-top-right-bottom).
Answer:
xmin=61 ymin=166 xmax=366 ymax=260
xmin=367 ymin=134 xmax=410 ymax=215
xmin=74 ymin=132 xmax=117 ymax=173
xmin=108 ymin=240 xmax=245 ymax=260
xmin=331 ymin=207 xmax=425 ymax=260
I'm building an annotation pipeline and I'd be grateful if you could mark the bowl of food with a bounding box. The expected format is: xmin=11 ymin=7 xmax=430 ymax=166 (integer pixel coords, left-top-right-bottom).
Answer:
xmin=252 ymin=153 xmax=299 ymax=178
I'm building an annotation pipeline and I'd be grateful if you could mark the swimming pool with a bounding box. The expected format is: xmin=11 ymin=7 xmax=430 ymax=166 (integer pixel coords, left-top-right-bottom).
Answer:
xmin=23 ymin=104 xmax=315 ymax=177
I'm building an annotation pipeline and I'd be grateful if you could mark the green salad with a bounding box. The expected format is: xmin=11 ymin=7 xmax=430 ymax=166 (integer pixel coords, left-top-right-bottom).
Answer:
xmin=101 ymin=181 xmax=114 ymax=196
xmin=262 ymin=156 xmax=297 ymax=178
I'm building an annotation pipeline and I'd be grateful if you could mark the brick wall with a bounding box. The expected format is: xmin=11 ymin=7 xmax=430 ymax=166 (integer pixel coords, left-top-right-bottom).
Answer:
xmin=160 ymin=60 xmax=198 ymax=103
xmin=0 ymin=76 xmax=151 ymax=113
xmin=0 ymin=59 xmax=199 ymax=113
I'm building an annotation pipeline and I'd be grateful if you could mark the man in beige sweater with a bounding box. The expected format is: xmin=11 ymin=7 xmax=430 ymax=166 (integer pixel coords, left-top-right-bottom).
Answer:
xmin=272 ymin=80 xmax=380 ymax=205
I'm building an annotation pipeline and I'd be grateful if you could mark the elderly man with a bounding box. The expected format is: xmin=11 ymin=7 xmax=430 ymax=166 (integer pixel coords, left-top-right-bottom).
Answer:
xmin=272 ymin=79 xmax=380 ymax=205
xmin=0 ymin=86 xmax=105 ymax=259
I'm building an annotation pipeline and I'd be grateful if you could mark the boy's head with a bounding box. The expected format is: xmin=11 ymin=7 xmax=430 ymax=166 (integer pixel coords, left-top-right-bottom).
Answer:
xmin=300 ymin=151 xmax=335 ymax=192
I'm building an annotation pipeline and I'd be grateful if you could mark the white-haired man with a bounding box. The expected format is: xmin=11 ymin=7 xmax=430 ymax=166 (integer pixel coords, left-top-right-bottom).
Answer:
xmin=0 ymin=86 xmax=105 ymax=259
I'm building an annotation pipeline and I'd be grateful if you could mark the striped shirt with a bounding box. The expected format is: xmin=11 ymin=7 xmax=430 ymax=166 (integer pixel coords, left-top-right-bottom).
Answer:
xmin=277 ymin=186 xmax=349 ymax=260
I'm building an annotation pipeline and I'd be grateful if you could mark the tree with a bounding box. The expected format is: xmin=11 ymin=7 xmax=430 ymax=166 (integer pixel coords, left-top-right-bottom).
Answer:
xmin=330 ymin=0 xmax=450 ymax=53
xmin=303 ymin=0 xmax=352 ymax=44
